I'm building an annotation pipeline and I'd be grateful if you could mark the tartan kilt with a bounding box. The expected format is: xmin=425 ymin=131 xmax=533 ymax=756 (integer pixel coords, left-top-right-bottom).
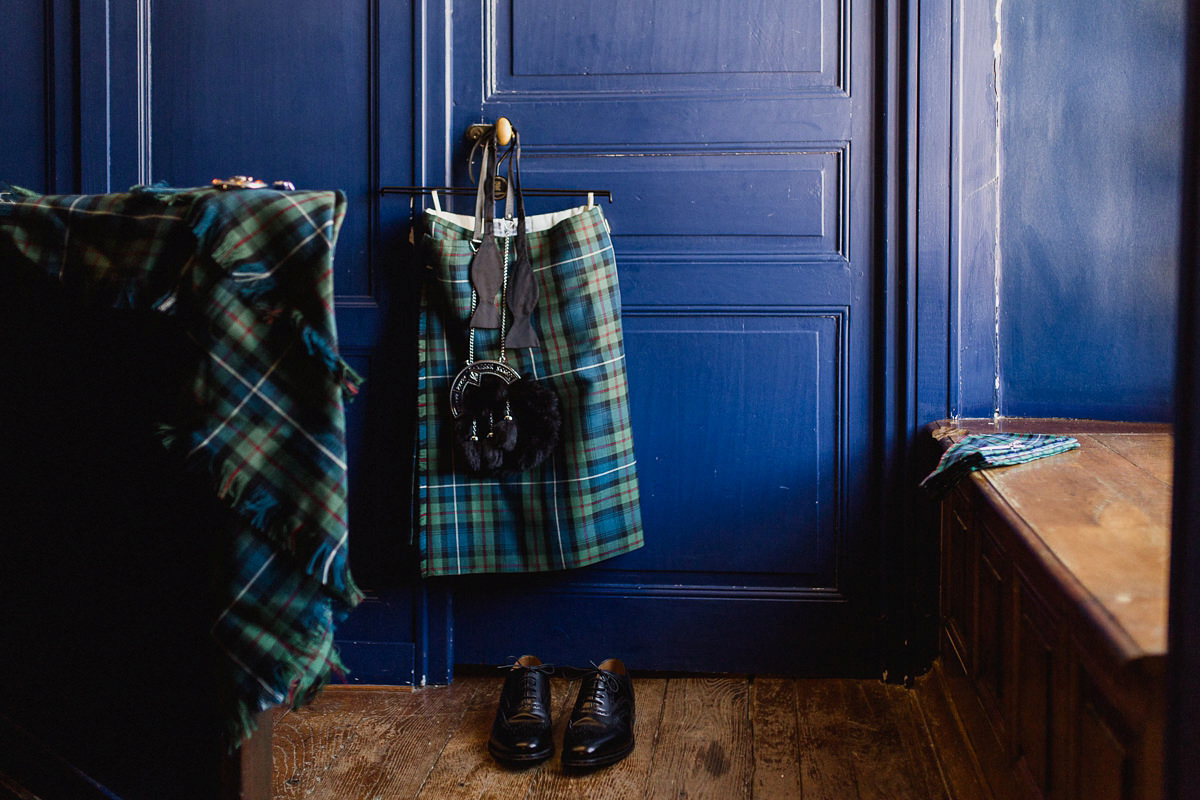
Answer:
xmin=416 ymin=204 xmax=644 ymax=577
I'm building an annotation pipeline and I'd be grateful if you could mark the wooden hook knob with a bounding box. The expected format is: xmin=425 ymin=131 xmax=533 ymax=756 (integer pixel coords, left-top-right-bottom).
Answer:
xmin=494 ymin=117 xmax=513 ymax=146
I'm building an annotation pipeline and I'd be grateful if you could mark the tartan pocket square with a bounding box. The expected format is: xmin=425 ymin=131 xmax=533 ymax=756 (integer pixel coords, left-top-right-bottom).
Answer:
xmin=920 ymin=432 xmax=1080 ymax=499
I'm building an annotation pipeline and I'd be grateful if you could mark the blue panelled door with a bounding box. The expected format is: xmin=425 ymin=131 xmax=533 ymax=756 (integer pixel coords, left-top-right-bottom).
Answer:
xmin=421 ymin=0 xmax=885 ymax=674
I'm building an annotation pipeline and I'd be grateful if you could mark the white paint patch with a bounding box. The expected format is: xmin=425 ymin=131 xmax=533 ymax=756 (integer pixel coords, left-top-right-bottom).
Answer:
xmin=992 ymin=0 xmax=1005 ymax=419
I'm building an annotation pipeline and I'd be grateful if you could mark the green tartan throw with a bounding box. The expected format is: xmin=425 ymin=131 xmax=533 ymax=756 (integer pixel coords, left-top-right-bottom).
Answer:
xmin=920 ymin=432 xmax=1081 ymax=499
xmin=417 ymin=205 xmax=644 ymax=576
xmin=0 ymin=183 xmax=362 ymax=744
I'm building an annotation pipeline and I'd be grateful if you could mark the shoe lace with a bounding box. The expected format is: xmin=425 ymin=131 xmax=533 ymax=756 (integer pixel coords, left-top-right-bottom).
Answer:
xmin=519 ymin=669 xmax=546 ymax=706
xmin=497 ymin=659 xmax=555 ymax=678
xmin=497 ymin=659 xmax=554 ymax=715
xmin=578 ymin=669 xmax=615 ymax=715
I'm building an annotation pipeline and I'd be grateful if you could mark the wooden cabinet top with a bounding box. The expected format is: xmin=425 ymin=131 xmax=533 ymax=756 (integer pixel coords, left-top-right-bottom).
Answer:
xmin=932 ymin=418 xmax=1173 ymax=665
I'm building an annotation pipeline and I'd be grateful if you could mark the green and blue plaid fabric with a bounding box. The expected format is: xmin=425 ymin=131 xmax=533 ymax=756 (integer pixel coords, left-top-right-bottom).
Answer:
xmin=0 ymin=183 xmax=362 ymax=743
xmin=417 ymin=205 xmax=644 ymax=576
xmin=920 ymin=432 xmax=1081 ymax=499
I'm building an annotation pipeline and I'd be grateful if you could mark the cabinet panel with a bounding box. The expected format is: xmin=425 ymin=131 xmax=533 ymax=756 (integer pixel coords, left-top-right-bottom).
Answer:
xmin=941 ymin=487 xmax=975 ymax=675
xmin=976 ymin=518 xmax=1008 ymax=721
xmin=1076 ymin=678 xmax=1131 ymax=800
xmin=1016 ymin=579 xmax=1058 ymax=797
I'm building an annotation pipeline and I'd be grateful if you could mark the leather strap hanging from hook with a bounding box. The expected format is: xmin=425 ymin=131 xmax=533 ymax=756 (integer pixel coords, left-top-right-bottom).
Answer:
xmin=503 ymin=133 xmax=540 ymax=349
xmin=467 ymin=137 xmax=504 ymax=329
xmin=467 ymin=129 xmax=539 ymax=347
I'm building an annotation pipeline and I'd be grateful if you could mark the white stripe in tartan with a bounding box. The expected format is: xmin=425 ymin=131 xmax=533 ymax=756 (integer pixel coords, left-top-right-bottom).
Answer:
xmin=277 ymin=192 xmax=338 ymax=248
xmin=416 ymin=353 xmax=626 ymax=385
xmin=541 ymin=353 xmax=627 ymax=381
xmin=58 ymin=206 xmax=184 ymax=222
xmin=224 ymin=647 xmax=288 ymax=703
xmin=231 ymin=224 xmax=336 ymax=283
xmin=533 ymin=242 xmax=615 ymax=272
xmin=431 ymin=242 xmax=615 ymax=283
xmin=547 ymin=455 xmax=567 ymax=569
xmin=320 ymin=530 xmax=349 ymax=585
xmin=421 ymin=459 xmax=639 ymax=491
xmin=212 ymin=552 xmax=277 ymax=633
xmin=189 ymin=345 xmax=291 ymax=456
xmin=60 ymin=195 xmax=86 ymax=277
xmin=198 ymin=344 xmax=349 ymax=472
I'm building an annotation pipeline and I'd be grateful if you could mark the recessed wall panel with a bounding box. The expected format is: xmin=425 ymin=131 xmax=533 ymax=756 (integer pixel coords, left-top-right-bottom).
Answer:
xmin=498 ymin=0 xmax=845 ymax=95
xmin=517 ymin=149 xmax=846 ymax=259
xmin=619 ymin=311 xmax=843 ymax=585
xmin=0 ymin=5 xmax=49 ymax=189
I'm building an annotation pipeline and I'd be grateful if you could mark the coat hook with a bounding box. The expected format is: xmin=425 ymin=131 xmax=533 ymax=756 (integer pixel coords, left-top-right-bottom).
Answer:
xmin=494 ymin=117 xmax=513 ymax=146
xmin=465 ymin=117 xmax=515 ymax=146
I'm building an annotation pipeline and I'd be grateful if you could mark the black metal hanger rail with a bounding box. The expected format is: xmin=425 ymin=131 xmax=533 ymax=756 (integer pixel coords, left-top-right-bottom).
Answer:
xmin=383 ymin=119 xmax=612 ymax=203
xmin=379 ymin=185 xmax=612 ymax=203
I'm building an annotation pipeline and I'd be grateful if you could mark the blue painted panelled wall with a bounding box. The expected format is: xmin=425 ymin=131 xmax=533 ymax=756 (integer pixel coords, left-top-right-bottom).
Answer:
xmin=0 ymin=0 xmax=1186 ymax=682
xmin=2 ymin=4 xmax=1181 ymax=418
xmin=913 ymin=0 xmax=1183 ymax=424
xmin=998 ymin=0 xmax=1182 ymax=421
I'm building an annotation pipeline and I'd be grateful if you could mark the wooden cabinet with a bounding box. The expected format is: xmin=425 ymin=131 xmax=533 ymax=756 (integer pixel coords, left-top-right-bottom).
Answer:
xmin=930 ymin=419 xmax=1169 ymax=800
xmin=1012 ymin=573 xmax=1061 ymax=797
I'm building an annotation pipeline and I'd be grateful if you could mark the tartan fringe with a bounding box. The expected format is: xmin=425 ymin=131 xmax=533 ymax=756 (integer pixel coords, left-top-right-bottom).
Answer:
xmin=170 ymin=428 xmax=361 ymax=605
xmin=144 ymin=389 xmax=357 ymax=747
xmin=291 ymin=309 xmax=364 ymax=401
xmin=224 ymin=668 xmax=345 ymax=753
xmin=226 ymin=691 xmax=267 ymax=752
xmin=216 ymin=534 xmax=357 ymax=750
xmin=241 ymin=486 xmax=282 ymax=530
xmin=221 ymin=607 xmax=350 ymax=750
xmin=223 ymin=646 xmax=348 ymax=751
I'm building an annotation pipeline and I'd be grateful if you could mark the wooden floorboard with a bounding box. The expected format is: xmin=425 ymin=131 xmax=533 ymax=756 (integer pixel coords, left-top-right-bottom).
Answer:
xmin=910 ymin=664 xmax=995 ymax=800
xmin=749 ymin=678 xmax=803 ymax=798
xmin=524 ymin=677 xmax=667 ymax=800
xmin=646 ymin=677 xmax=752 ymax=800
xmin=272 ymin=673 xmax=988 ymax=800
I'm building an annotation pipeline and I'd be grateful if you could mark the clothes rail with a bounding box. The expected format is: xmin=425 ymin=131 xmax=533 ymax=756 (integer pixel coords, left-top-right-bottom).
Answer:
xmin=382 ymin=118 xmax=612 ymax=203
xmin=379 ymin=186 xmax=612 ymax=203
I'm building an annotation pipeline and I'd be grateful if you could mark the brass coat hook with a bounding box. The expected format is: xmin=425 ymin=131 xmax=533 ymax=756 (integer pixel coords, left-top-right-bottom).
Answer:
xmin=465 ymin=116 xmax=514 ymax=146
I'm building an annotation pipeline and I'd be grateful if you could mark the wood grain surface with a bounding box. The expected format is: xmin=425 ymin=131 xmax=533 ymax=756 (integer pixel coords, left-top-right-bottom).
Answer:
xmin=271 ymin=674 xmax=985 ymax=799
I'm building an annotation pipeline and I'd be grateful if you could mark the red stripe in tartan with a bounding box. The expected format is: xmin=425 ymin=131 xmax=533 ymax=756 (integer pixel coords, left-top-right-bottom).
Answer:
xmin=316 ymin=266 xmax=335 ymax=314
xmin=218 ymin=302 xmax=266 ymax=349
xmin=582 ymin=431 xmax=635 ymax=459
xmin=203 ymin=426 xmax=349 ymax=528
xmin=566 ymin=479 xmax=641 ymax=514
xmin=219 ymin=419 xmax=286 ymax=497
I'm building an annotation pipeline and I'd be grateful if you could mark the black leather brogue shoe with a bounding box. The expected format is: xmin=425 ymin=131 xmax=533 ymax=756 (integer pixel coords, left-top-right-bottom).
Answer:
xmin=562 ymin=658 xmax=635 ymax=769
xmin=487 ymin=655 xmax=555 ymax=766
